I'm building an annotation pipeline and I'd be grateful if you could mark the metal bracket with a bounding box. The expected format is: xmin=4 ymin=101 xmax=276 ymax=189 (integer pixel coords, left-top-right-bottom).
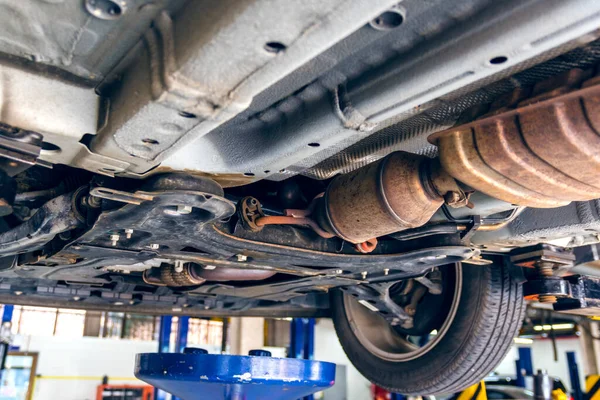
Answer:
xmin=89 ymin=187 xmax=155 ymax=205
xmin=0 ymin=123 xmax=43 ymax=176
xmin=525 ymin=274 xmax=600 ymax=317
xmin=516 ymin=244 xmax=577 ymax=304
xmin=343 ymin=282 xmax=414 ymax=328
xmin=460 ymin=215 xmax=482 ymax=243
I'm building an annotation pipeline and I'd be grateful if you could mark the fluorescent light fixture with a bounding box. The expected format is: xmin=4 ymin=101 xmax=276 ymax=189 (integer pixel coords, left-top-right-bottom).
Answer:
xmin=533 ymin=323 xmax=575 ymax=332
xmin=514 ymin=337 xmax=534 ymax=344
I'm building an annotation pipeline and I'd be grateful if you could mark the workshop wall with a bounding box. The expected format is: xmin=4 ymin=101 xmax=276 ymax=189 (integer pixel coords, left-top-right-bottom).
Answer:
xmin=314 ymin=319 xmax=372 ymax=400
xmin=494 ymin=337 xmax=585 ymax=391
xmin=13 ymin=335 xmax=156 ymax=400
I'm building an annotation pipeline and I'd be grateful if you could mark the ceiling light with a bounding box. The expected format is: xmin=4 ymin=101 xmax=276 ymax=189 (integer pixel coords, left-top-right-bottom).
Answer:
xmin=514 ymin=337 xmax=534 ymax=344
xmin=533 ymin=323 xmax=575 ymax=331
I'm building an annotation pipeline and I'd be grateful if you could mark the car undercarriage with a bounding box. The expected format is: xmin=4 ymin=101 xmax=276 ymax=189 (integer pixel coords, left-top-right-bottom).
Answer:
xmin=3 ymin=0 xmax=600 ymax=394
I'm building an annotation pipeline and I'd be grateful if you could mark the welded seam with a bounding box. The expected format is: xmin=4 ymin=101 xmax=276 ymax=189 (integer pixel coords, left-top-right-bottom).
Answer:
xmin=64 ymin=17 xmax=92 ymax=66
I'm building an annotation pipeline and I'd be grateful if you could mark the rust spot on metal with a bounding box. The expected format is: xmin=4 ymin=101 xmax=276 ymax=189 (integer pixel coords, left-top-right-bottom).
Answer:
xmin=238 ymin=196 xmax=266 ymax=232
xmin=319 ymin=152 xmax=459 ymax=243
xmin=255 ymin=215 xmax=335 ymax=239
xmin=355 ymin=238 xmax=378 ymax=254
xmin=254 ymin=194 xmax=335 ymax=239
xmin=430 ymin=69 xmax=600 ymax=208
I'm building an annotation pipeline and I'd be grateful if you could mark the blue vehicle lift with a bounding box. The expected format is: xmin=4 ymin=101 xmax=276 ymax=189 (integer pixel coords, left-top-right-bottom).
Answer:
xmin=136 ymin=348 xmax=335 ymax=400
xmin=146 ymin=316 xmax=334 ymax=400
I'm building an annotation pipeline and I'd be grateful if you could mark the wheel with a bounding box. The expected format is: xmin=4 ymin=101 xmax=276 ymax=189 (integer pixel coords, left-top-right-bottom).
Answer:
xmin=330 ymin=260 xmax=525 ymax=395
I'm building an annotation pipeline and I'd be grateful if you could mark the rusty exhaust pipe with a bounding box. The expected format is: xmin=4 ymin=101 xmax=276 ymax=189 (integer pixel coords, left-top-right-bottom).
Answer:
xmin=313 ymin=152 xmax=466 ymax=244
xmin=249 ymin=71 xmax=600 ymax=245
xmin=143 ymin=263 xmax=276 ymax=287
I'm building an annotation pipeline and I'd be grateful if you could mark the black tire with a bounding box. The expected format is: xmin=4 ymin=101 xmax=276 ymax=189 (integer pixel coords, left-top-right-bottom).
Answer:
xmin=330 ymin=261 xmax=525 ymax=395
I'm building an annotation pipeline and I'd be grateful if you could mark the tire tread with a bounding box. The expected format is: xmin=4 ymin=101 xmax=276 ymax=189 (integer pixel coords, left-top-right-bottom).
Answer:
xmin=331 ymin=261 xmax=525 ymax=395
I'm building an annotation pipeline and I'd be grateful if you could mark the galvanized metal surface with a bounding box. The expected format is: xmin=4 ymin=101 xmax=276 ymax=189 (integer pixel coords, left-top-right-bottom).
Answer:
xmin=0 ymin=62 xmax=109 ymax=169
xmin=305 ymin=41 xmax=600 ymax=180
xmin=0 ymin=0 xmax=397 ymax=179
xmin=89 ymin=0 xmax=398 ymax=175
xmin=0 ymin=0 xmax=181 ymax=82
xmin=135 ymin=352 xmax=335 ymax=400
xmin=2 ymin=0 xmax=599 ymax=184
xmin=160 ymin=0 xmax=600 ymax=182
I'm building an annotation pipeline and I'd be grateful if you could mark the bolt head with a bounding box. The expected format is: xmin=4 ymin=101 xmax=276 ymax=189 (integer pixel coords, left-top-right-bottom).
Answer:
xmin=110 ymin=234 xmax=120 ymax=246
xmin=174 ymin=261 xmax=184 ymax=273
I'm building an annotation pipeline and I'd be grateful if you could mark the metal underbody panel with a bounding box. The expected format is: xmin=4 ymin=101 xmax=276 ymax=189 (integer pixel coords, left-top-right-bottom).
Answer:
xmin=3 ymin=0 xmax=600 ymax=316
xmin=0 ymin=178 xmax=476 ymax=315
xmin=182 ymin=0 xmax=600 ymax=183
xmin=1 ymin=0 xmax=599 ymax=184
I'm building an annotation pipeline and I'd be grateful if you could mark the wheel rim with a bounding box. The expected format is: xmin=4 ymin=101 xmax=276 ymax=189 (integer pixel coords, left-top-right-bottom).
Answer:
xmin=343 ymin=263 xmax=463 ymax=362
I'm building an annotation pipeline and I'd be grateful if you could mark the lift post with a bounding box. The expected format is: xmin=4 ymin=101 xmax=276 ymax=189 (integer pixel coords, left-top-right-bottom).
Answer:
xmin=515 ymin=347 xmax=533 ymax=388
xmin=155 ymin=316 xmax=191 ymax=400
xmin=567 ymin=351 xmax=583 ymax=400
xmin=290 ymin=318 xmax=315 ymax=360
xmin=175 ymin=317 xmax=189 ymax=354
xmin=290 ymin=318 xmax=317 ymax=400
xmin=155 ymin=316 xmax=172 ymax=400
xmin=0 ymin=305 xmax=12 ymax=374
